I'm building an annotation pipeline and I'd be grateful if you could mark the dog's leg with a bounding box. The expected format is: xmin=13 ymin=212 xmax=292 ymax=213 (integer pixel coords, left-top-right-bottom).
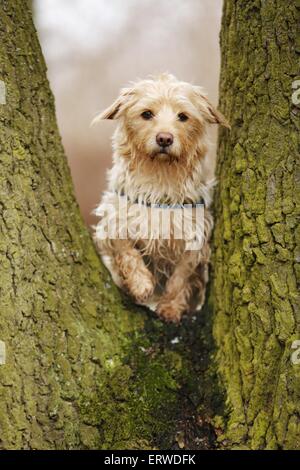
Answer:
xmin=112 ymin=240 xmax=155 ymax=304
xmin=156 ymin=244 xmax=210 ymax=323
xmin=193 ymin=261 xmax=209 ymax=311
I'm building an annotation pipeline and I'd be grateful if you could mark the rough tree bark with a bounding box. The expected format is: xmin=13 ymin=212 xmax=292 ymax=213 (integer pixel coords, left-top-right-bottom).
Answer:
xmin=0 ymin=1 xmax=220 ymax=450
xmin=212 ymin=0 xmax=300 ymax=449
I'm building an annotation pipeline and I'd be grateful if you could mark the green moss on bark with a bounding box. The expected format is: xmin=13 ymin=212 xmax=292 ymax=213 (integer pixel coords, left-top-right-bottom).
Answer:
xmin=212 ymin=0 xmax=300 ymax=450
xmin=0 ymin=1 xmax=221 ymax=449
xmin=77 ymin=306 xmax=225 ymax=450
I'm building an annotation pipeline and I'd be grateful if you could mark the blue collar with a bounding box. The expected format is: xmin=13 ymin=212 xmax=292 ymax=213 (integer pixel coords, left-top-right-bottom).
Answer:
xmin=116 ymin=190 xmax=205 ymax=208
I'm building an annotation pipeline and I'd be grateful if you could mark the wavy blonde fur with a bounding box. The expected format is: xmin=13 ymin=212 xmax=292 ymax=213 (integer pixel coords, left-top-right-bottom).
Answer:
xmin=93 ymin=73 xmax=228 ymax=323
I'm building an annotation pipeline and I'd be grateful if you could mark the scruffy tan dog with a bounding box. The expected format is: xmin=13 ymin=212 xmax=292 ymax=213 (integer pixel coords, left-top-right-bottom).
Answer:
xmin=93 ymin=74 xmax=229 ymax=323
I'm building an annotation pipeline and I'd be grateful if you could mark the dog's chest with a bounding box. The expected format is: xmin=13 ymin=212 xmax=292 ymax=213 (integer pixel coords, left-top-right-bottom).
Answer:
xmin=125 ymin=202 xmax=206 ymax=260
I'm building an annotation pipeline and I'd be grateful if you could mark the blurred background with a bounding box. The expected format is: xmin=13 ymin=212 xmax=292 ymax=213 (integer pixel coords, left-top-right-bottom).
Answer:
xmin=34 ymin=0 xmax=223 ymax=225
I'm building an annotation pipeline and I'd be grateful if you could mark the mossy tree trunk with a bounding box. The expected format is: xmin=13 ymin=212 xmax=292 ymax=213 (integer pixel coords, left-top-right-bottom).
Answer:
xmin=0 ymin=1 xmax=220 ymax=450
xmin=212 ymin=0 xmax=300 ymax=449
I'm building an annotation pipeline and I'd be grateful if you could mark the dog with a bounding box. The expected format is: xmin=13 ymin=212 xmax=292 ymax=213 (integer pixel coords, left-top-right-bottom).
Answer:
xmin=93 ymin=73 xmax=229 ymax=323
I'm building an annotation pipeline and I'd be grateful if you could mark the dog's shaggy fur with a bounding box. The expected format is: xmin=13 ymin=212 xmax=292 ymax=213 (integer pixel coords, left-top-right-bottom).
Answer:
xmin=93 ymin=73 xmax=229 ymax=323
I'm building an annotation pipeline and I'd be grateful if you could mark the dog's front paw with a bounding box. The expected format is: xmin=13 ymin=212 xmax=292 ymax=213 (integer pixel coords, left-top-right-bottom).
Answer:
xmin=125 ymin=272 xmax=155 ymax=304
xmin=156 ymin=301 xmax=183 ymax=324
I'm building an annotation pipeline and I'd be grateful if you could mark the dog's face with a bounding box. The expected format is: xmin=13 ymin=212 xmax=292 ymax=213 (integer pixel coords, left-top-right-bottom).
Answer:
xmin=95 ymin=74 xmax=229 ymax=166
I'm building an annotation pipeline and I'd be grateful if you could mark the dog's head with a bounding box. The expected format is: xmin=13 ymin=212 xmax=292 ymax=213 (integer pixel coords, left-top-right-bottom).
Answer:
xmin=94 ymin=73 xmax=229 ymax=167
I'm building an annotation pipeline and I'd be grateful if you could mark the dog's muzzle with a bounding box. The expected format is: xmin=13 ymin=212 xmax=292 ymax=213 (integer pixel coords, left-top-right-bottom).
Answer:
xmin=156 ymin=132 xmax=174 ymax=147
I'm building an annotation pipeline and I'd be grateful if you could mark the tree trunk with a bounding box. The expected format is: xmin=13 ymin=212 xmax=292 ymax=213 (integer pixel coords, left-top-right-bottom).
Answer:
xmin=212 ymin=0 xmax=300 ymax=449
xmin=0 ymin=1 xmax=220 ymax=450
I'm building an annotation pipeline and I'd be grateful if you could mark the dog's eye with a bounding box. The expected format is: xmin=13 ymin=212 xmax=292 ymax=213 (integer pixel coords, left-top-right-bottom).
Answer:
xmin=178 ymin=113 xmax=188 ymax=122
xmin=141 ymin=110 xmax=153 ymax=120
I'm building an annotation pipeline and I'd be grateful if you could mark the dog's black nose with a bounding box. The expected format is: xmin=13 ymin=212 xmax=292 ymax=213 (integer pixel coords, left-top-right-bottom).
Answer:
xmin=156 ymin=132 xmax=174 ymax=147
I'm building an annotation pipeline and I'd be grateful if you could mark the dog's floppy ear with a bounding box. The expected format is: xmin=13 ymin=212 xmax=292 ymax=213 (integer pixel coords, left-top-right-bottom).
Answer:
xmin=92 ymin=87 xmax=135 ymax=123
xmin=193 ymin=88 xmax=230 ymax=129
xmin=202 ymin=97 xmax=231 ymax=129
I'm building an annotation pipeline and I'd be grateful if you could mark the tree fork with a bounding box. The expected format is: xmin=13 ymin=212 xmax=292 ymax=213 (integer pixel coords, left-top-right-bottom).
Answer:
xmin=0 ymin=1 xmax=220 ymax=450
